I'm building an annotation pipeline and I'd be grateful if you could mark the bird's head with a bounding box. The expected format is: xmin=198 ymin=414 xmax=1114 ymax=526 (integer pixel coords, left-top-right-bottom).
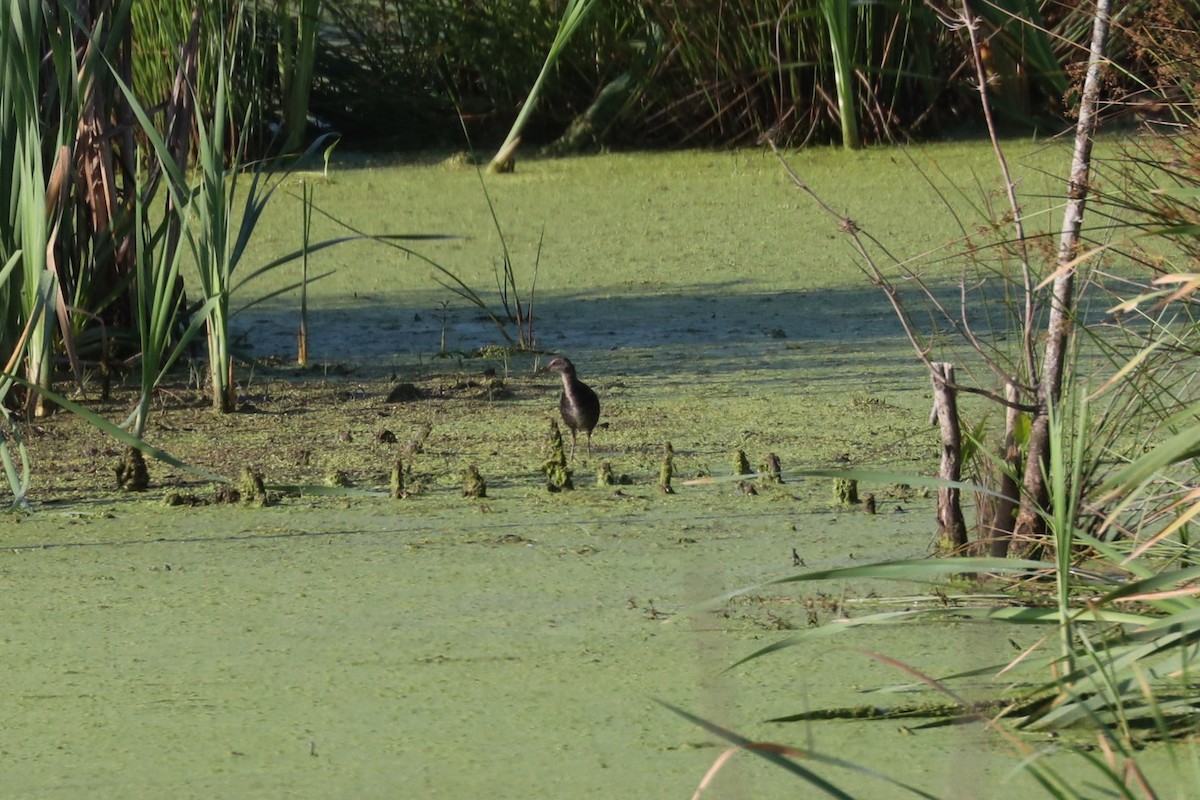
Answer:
xmin=536 ymin=356 xmax=574 ymax=376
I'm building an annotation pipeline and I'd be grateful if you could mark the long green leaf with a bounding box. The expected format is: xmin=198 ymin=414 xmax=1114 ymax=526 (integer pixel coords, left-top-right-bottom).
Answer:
xmin=488 ymin=0 xmax=601 ymax=171
xmin=231 ymin=231 xmax=458 ymax=295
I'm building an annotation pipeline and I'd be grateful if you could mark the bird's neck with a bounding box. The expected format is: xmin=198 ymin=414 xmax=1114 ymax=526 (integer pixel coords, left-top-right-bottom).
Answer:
xmin=559 ymin=373 xmax=584 ymax=403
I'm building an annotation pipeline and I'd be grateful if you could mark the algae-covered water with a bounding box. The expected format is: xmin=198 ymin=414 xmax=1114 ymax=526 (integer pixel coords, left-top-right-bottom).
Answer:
xmin=7 ymin=143 xmax=1187 ymax=797
xmin=5 ymin=501 xmax=1050 ymax=798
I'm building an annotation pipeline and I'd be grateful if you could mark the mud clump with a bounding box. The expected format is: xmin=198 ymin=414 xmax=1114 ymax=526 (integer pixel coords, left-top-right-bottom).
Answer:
xmin=834 ymin=477 xmax=859 ymax=506
xmin=390 ymin=459 xmax=408 ymax=499
xmin=386 ymin=382 xmax=424 ymax=403
xmin=326 ymin=469 xmax=351 ymax=488
xmin=733 ymin=447 xmax=751 ymax=476
xmin=114 ymin=446 xmax=150 ymax=492
xmin=213 ymin=484 xmax=241 ymax=504
xmin=462 ymin=465 xmax=487 ymax=498
xmin=761 ymin=452 xmax=783 ymax=484
xmin=597 ymin=462 xmax=615 ymax=487
xmin=542 ymin=419 xmax=574 ymax=492
xmin=163 ymin=492 xmax=208 ymax=507
xmin=239 ymin=466 xmax=269 ymax=507
xmin=659 ymin=443 xmax=675 ymax=494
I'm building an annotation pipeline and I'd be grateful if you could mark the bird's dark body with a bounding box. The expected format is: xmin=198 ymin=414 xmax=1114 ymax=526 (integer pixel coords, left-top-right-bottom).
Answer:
xmin=539 ymin=356 xmax=600 ymax=458
xmin=559 ymin=381 xmax=600 ymax=441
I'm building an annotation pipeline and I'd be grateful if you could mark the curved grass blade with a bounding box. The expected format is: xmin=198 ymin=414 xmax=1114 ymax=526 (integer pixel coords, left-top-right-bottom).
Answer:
xmin=231 ymin=232 xmax=460 ymax=296
xmin=232 ymin=270 xmax=335 ymax=317
xmin=0 ymin=410 xmax=32 ymax=510
xmin=658 ymin=700 xmax=854 ymax=799
xmin=658 ymin=700 xmax=940 ymax=799
xmin=767 ymin=557 xmax=1049 ymax=585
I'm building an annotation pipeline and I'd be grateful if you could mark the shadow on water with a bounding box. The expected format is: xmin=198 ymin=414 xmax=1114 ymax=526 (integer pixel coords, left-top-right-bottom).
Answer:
xmin=233 ymin=274 xmax=1118 ymax=414
xmin=235 ymin=281 xmax=911 ymax=362
xmin=235 ymin=273 xmax=1117 ymax=375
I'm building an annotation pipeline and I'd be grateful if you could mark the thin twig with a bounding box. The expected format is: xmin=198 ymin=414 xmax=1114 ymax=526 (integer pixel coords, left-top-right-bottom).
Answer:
xmin=764 ymin=137 xmax=1040 ymax=412
xmin=954 ymin=0 xmax=1039 ymax=386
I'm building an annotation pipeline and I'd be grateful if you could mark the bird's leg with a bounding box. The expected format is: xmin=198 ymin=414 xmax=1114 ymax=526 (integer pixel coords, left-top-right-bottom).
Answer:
xmin=568 ymin=431 xmax=578 ymax=462
xmin=586 ymin=432 xmax=592 ymax=457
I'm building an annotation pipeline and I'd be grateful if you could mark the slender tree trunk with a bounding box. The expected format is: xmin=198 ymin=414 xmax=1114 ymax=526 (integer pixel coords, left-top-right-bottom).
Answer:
xmin=990 ymin=381 xmax=1022 ymax=557
xmin=930 ymin=362 xmax=968 ymax=551
xmin=1013 ymin=0 xmax=1112 ymax=548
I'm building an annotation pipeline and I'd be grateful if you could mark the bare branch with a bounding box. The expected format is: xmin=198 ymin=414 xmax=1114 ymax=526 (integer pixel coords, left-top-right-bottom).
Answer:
xmin=764 ymin=136 xmax=1040 ymax=413
xmin=954 ymin=0 xmax=1039 ymax=385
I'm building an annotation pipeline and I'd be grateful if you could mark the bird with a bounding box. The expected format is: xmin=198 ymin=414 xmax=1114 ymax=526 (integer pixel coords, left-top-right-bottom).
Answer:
xmin=537 ymin=356 xmax=600 ymax=460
